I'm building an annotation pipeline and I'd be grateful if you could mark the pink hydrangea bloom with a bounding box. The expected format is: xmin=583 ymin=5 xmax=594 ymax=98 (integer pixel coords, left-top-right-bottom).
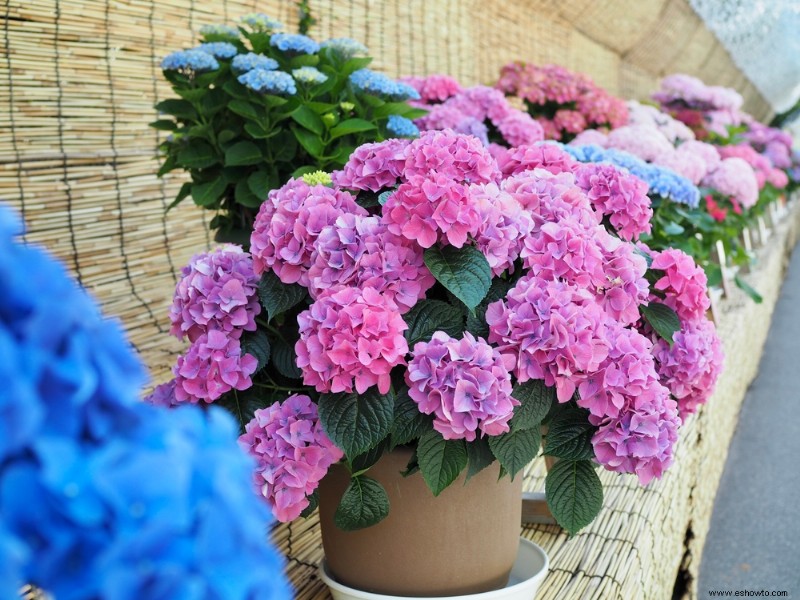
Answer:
xmin=591 ymin=390 xmax=681 ymax=485
xmin=250 ymin=178 xmax=366 ymax=286
xmin=574 ymin=162 xmax=653 ymax=241
xmin=717 ymin=144 xmax=772 ymax=190
xmin=654 ymin=74 xmax=743 ymax=112
xmin=402 ymin=129 xmax=500 ymax=184
xmin=486 ymin=276 xmax=611 ymax=402
xmin=169 ymin=245 xmax=261 ymax=342
xmin=471 ymin=182 xmax=534 ymax=275
xmin=382 ymin=172 xmax=482 ymax=248
xmin=653 ymin=149 xmax=707 ymax=185
xmin=595 ymin=234 xmax=650 ymax=326
xmin=625 ymin=100 xmax=695 ymax=144
xmin=652 ymin=318 xmax=724 ymax=419
xmin=493 ymin=143 xmax=579 ymax=178
xmin=331 ymin=139 xmax=410 ymax=192
xmin=569 ymin=129 xmax=608 ymax=147
xmin=649 ymin=248 xmax=710 ymax=322
xmin=495 ymin=112 xmax=545 ymax=147
xmin=702 ymin=157 xmax=759 ymax=209
xmin=406 ymin=331 xmax=519 ymax=441
xmin=768 ymin=167 xmax=789 ymax=189
xmin=308 ymin=213 xmax=435 ymax=312
xmin=143 ymin=379 xmax=178 ymax=408
xmin=239 ymin=394 xmax=344 ymax=522
xmin=677 ymin=140 xmax=720 ymax=174
xmin=295 ymin=286 xmax=409 ymax=395
xmin=173 ymin=329 xmax=258 ymax=403
xmin=577 ymin=326 xmax=662 ymax=419
xmin=553 ymin=109 xmax=587 ymax=136
xmin=400 ymin=74 xmax=463 ymax=103
xmin=606 ymin=125 xmax=675 ymax=163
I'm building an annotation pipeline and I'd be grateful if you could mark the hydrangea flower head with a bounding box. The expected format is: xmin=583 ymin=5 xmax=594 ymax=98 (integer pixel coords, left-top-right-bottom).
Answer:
xmin=493 ymin=142 xmax=578 ymax=178
xmin=250 ymin=178 xmax=366 ymax=286
xmin=232 ymin=52 xmax=279 ymax=73
xmin=196 ymin=41 xmax=238 ymax=59
xmin=301 ymin=170 xmax=333 ymax=187
xmin=238 ymin=68 xmax=297 ymax=95
xmin=292 ymin=66 xmax=328 ymax=85
xmin=239 ymin=395 xmax=343 ymax=522
xmin=270 ymin=33 xmax=320 ymax=55
xmin=400 ymin=74 xmax=463 ymax=103
xmin=471 ymin=182 xmax=534 ymax=275
xmin=406 ymin=332 xmax=519 ymax=441
xmin=402 ymin=129 xmax=500 ymax=183
xmin=350 ymin=69 xmax=420 ymax=101
xmin=387 ymin=114 xmax=420 ymax=137
xmin=321 ymin=37 xmax=368 ymax=60
xmin=332 ymin=138 xmax=410 ymax=192
xmin=701 ymin=157 xmax=759 ymax=209
xmin=160 ymin=49 xmax=219 ymax=74
xmin=199 ymin=24 xmax=240 ymax=39
xmin=295 ymin=287 xmax=409 ymax=394
xmin=240 ymin=13 xmax=283 ymax=31
xmin=649 ymin=248 xmax=710 ymax=322
xmin=169 ymin=244 xmax=261 ymax=342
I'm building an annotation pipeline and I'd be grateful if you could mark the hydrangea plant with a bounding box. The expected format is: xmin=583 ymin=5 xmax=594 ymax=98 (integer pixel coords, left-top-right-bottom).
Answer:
xmin=152 ymin=14 xmax=424 ymax=237
xmin=152 ymin=132 xmax=723 ymax=534
xmin=0 ymin=206 xmax=289 ymax=599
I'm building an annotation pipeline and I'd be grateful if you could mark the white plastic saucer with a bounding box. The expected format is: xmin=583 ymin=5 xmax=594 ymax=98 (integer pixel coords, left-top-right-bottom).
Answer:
xmin=319 ymin=537 xmax=549 ymax=600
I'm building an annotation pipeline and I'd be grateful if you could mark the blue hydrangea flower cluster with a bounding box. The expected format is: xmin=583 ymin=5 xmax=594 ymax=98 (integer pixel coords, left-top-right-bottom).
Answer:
xmin=199 ymin=24 xmax=240 ymax=38
xmin=238 ymin=68 xmax=297 ymax=95
xmin=269 ymin=33 xmax=320 ymax=55
xmin=565 ymin=144 xmax=701 ymax=208
xmin=196 ymin=42 xmax=239 ymax=59
xmin=232 ymin=52 xmax=279 ymax=73
xmin=387 ymin=114 xmax=420 ymax=137
xmin=0 ymin=206 xmax=289 ymax=600
xmin=240 ymin=13 xmax=283 ymax=31
xmin=160 ymin=49 xmax=219 ymax=73
xmin=349 ymin=68 xmax=421 ymax=101
xmin=321 ymin=37 xmax=368 ymax=60
xmin=292 ymin=66 xmax=328 ymax=85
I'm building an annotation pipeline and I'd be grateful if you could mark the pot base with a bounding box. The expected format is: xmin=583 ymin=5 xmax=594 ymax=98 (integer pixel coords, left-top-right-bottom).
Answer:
xmin=319 ymin=537 xmax=549 ymax=600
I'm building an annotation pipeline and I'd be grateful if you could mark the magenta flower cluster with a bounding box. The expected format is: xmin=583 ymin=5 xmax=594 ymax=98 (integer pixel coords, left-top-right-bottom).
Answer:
xmin=496 ymin=62 xmax=628 ymax=141
xmin=406 ymin=331 xmax=519 ymax=441
xmin=400 ymin=73 xmax=463 ymax=104
xmin=407 ymin=79 xmax=545 ymax=149
xmin=239 ymin=394 xmax=343 ymax=522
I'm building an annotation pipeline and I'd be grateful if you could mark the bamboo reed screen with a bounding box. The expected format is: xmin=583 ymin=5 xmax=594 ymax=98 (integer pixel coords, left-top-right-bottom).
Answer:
xmin=2 ymin=0 xmax=779 ymax=598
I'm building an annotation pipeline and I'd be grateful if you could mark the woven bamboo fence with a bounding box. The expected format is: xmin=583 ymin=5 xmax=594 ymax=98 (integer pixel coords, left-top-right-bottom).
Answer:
xmin=2 ymin=0 xmax=784 ymax=598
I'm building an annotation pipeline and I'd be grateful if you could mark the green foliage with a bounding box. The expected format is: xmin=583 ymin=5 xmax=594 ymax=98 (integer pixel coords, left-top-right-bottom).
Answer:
xmin=545 ymin=460 xmax=603 ymax=534
xmin=152 ymin=19 xmax=422 ymax=234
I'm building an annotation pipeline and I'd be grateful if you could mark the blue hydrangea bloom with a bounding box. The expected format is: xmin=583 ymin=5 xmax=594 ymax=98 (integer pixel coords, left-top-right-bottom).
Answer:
xmin=238 ymin=68 xmax=297 ymax=95
xmin=292 ymin=66 xmax=328 ymax=85
xmin=349 ymin=69 xmax=420 ymax=101
xmin=269 ymin=33 xmax=320 ymax=55
xmin=199 ymin=24 xmax=240 ymax=38
xmin=160 ymin=49 xmax=219 ymax=73
xmin=387 ymin=114 xmax=420 ymax=137
xmin=0 ymin=205 xmax=290 ymax=600
xmin=240 ymin=13 xmax=283 ymax=31
xmin=196 ymin=42 xmax=238 ymax=60
xmin=321 ymin=37 xmax=368 ymax=59
xmin=232 ymin=52 xmax=279 ymax=73
xmin=565 ymin=143 xmax=701 ymax=208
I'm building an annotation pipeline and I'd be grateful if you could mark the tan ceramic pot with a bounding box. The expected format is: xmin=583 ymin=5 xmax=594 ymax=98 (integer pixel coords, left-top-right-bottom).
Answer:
xmin=318 ymin=446 xmax=523 ymax=597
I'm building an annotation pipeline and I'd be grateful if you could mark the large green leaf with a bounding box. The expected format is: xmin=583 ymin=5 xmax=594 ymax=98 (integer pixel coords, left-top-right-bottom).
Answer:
xmin=258 ymin=271 xmax=308 ymax=322
xmin=510 ymin=380 xmax=556 ymax=432
xmin=149 ymin=119 xmax=177 ymax=131
xmin=270 ymin=335 xmax=302 ymax=379
xmin=191 ymin=177 xmax=227 ymax=207
xmin=154 ymin=98 xmax=197 ymax=120
xmin=334 ymin=475 xmax=390 ymax=531
xmin=488 ymin=427 xmax=541 ymax=479
xmin=177 ymin=142 xmax=218 ymax=169
xmin=292 ymin=126 xmax=324 ymax=158
xmin=291 ymin=105 xmax=325 ymax=135
xmin=318 ymin=388 xmax=394 ymax=459
xmin=543 ymin=407 xmax=595 ymax=461
xmin=235 ymin=180 xmax=263 ymax=208
xmin=640 ymin=301 xmax=681 ymax=347
xmin=423 ymin=246 xmax=491 ymax=313
xmin=329 ymin=118 xmax=377 ymax=139
xmin=247 ymin=169 xmax=273 ymax=200
xmin=389 ymin=387 xmax=432 ymax=449
xmin=402 ymin=299 xmax=464 ymax=347
xmin=545 ymin=460 xmax=603 ymax=534
xmin=465 ymin=436 xmax=495 ymax=481
xmin=241 ymin=329 xmax=271 ymax=374
xmin=228 ymin=99 xmax=260 ymax=121
xmin=225 ymin=141 xmax=263 ymax=166
xmin=417 ymin=429 xmax=467 ymax=496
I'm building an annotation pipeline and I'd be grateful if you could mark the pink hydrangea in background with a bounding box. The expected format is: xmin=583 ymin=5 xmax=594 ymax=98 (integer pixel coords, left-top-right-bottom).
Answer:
xmin=239 ymin=395 xmax=343 ymax=522
xmin=332 ymin=138 xmax=410 ymax=192
xmin=295 ymin=286 xmax=408 ymax=395
xmin=173 ymin=330 xmax=258 ymax=403
xmin=717 ymin=144 xmax=774 ymax=190
xmin=308 ymin=213 xmax=435 ymax=311
xmin=569 ymin=129 xmax=608 ymax=147
xmin=702 ymin=157 xmax=759 ymax=210
xmin=574 ymin=162 xmax=653 ymax=241
xmin=406 ymin=331 xmax=519 ymax=441
xmin=400 ymin=74 xmax=463 ymax=104
xmin=403 ymin=130 xmax=500 ymax=184
xmin=652 ymin=319 xmax=724 ymax=419
xmin=169 ymin=245 xmax=261 ymax=342
xmin=649 ymin=248 xmax=711 ymax=322
xmin=591 ymin=391 xmax=681 ymax=485
xmin=250 ymin=178 xmax=366 ymax=286
xmin=625 ymin=100 xmax=695 ymax=144
xmin=606 ymin=125 xmax=675 ymax=163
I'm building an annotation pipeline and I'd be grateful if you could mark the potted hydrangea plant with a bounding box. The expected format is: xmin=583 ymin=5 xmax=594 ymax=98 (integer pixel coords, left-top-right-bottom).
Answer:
xmin=150 ymin=130 xmax=723 ymax=596
xmin=152 ymin=13 xmax=423 ymax=241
